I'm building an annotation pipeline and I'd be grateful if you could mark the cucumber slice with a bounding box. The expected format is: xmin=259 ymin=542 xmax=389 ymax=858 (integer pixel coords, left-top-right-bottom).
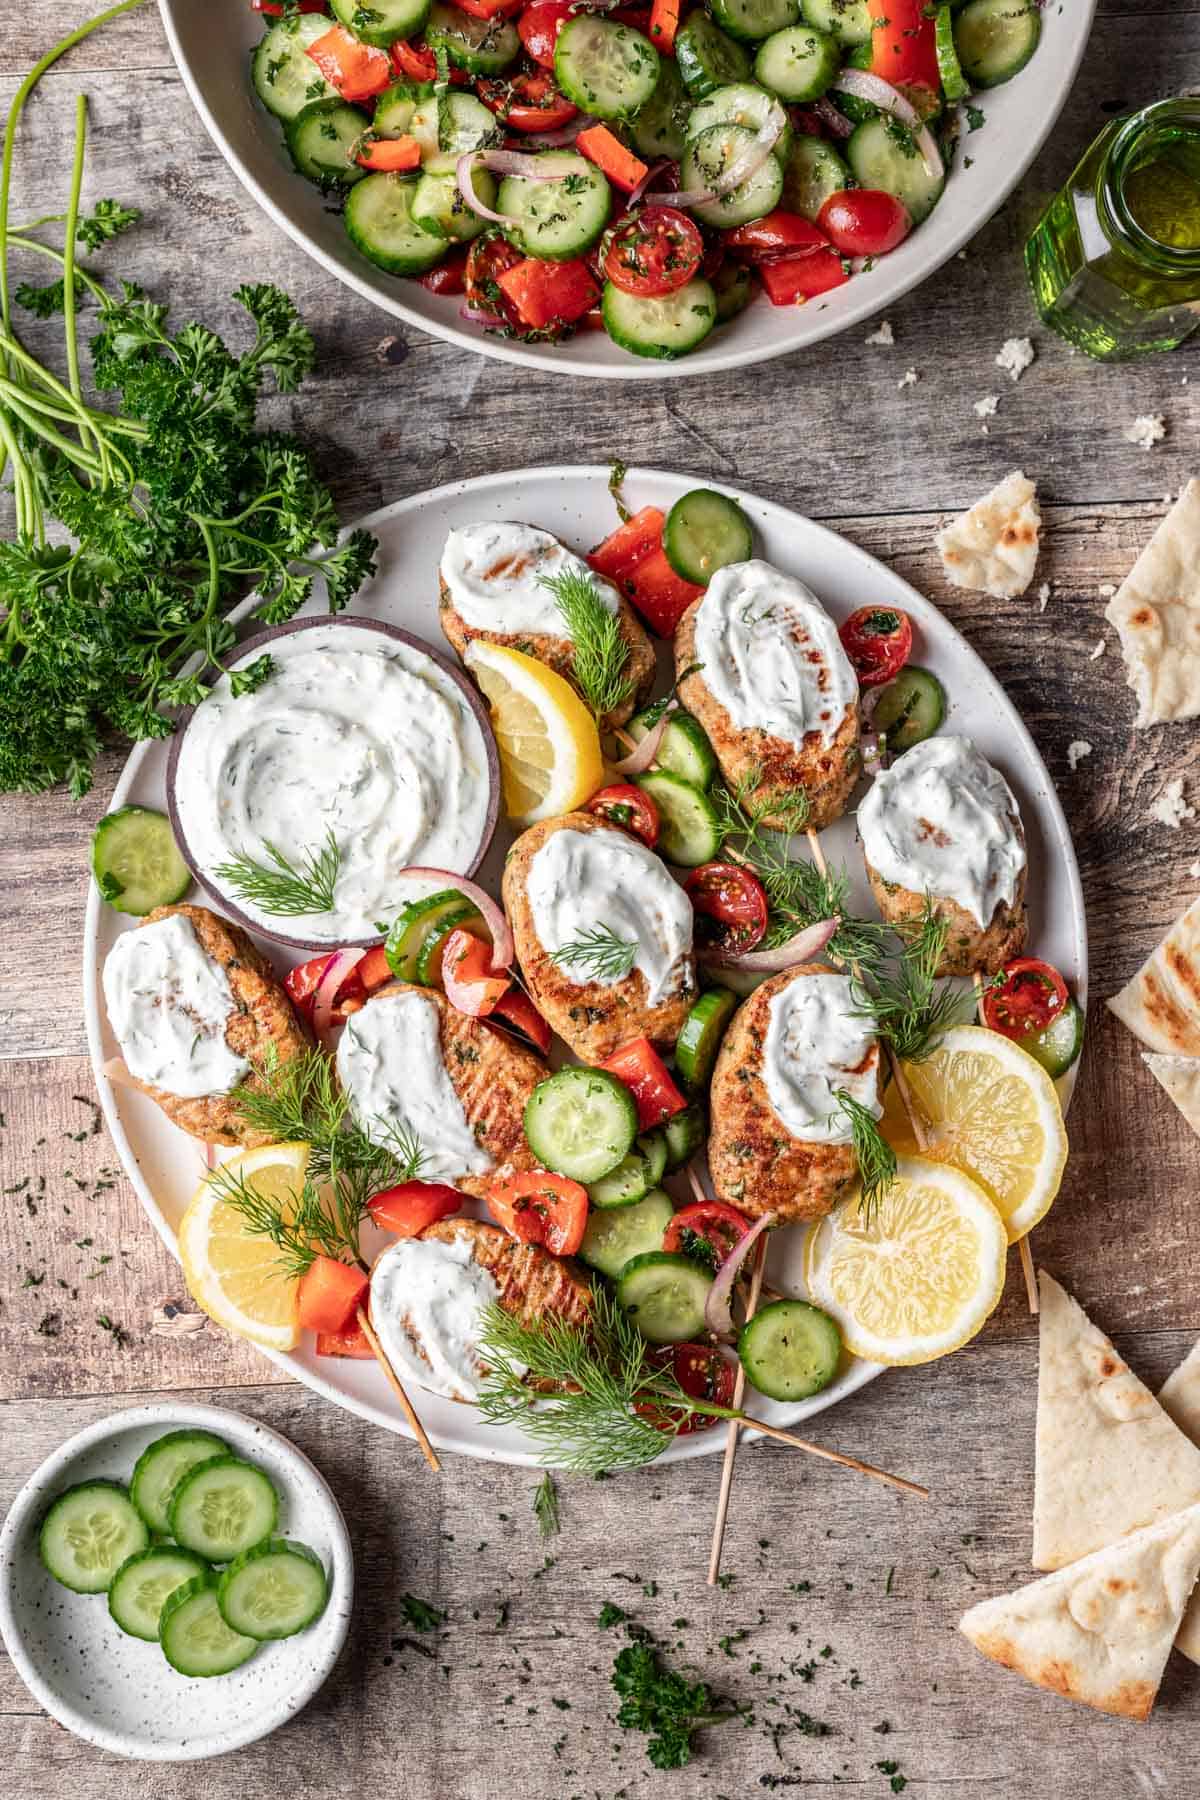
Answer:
xmin=252 ymin=16 xmax=337 ymax=123
xmin=711 ymin=0 xmax=801 ymax=41
xmin=108 ymin=1547 xmax=209 ymax=1642
xmin=439 ymin=90 xmax=504 ymax=154
xmin=374 ymin=80 xmax=435 ymax=138
xmin=130 ymin=1429 xmax=231 ymax=1534
xmin=286 ymin=100 xmax=369 ymax=190
xmin=630 ymin=57 xmax=692 ymax=161
xmin=754 ymin=23 xmax=840 ymax=102
xmin=712 ymin=258 xmax=757 ymax=322
xmin=675 ymin=13 xmax=754 ymax=98
xmin=426 ymin=2 xmax=521 ymax=74
xmin=872 ymin=665 xmax=946 ymax=751
xmin=680 ymin=122 xmax=784 ymax=229
xmin=781 ymin=135 xmax=852 ymax=221
xmin=345 ymin=173 xmax=448 ymax=276
xmin=952 ymin=0 xmax=1040 ymax=86
xmin=387 ymin=888 xmax=480 ymax=983
xmin=801 ymin=0 xmax=873 ymax=46
xmin=601 ymin=278 xmax=717 ymax=359
xmin=168 ymin=1456 xmax=279 ymax=1563
xmin=412 ymin=159 xmax=496 ymax=242
xmin=616 ymin=1250 xmax=713 ymax=1343
xmin=662 ymin=1101 xmax=705 ymax=1170
xmin=845 ymin=115 xmax=944 ymax=223
xmin=39 ymin=1481 xmax=149 ymax=1594
xmin=331 ymin=0 xmax=431 ymax=47
xmin=91 ymin=806 xmax=190 ymax=917
xmin=629 ymin=710 xmax=718 ymax=788
xmin=159 ymin=1574 xmax=258 ymax=1678
xmin=664 ymin=488 xmax=754 ymax=585
xmin=687 ymin=83 xmax=794 ymax=164
xmin=587 ymin=1130 xmax=669 ymax=1208
xmin=635 ymin=769 xmax=722 ymax=866
xmin=499 ymin=152 xmax=611 ymax=260
xmin=217 ymin=1539 xmax=328 ymax=1641
xmin=676 ymin=987 xmax=738 ymax=1093
xmin=555 ymin=15 xmax=661 ymax=121
xmin=934 ymin=2 xmax=970 ymax=100
xmin=523 ymin=1067 xmax=639 ymax=1183
xmin=580 ymin=1187 xmax=675 ymax=1278
xmin=738 ymin=1298 xmax=841 ymax=1400
xmin=415 ymin=902 xmax=488 ymax=984
xmin=1024 ymin=997 xmax=1084 ymax=1080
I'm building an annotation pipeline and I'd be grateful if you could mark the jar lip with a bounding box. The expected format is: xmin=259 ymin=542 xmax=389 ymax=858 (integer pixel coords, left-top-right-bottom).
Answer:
xmin=1102 ymin=98 xmax=1200 ymax=268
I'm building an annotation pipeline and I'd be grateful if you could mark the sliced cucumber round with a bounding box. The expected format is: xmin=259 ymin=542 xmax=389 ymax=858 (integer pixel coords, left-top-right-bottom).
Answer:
xmin=953 ymin=0 xmax=1040 ymax=86
xmin=712 ymin=258 xmax=757 ymax=322
xmin=635 ymin=769 xmax=723 ymax=866
xmin=662 ymin=1101 xmax=706 ymax=1171
xmin=426 ymin=2 xmax=521 ymax=74
xmin=580 ymin=1187 xmax=676 ymax=1279
xmin=524 ymin=1066 xmax=639 ymax=1183
xmin=130 ymin=1428 xmax=231 ymax=1534
xmin=801 ymin=0 xmax=873 ymax=46
xmin=616 ymin=1250 xmax=713 ymax=1343
xmin=680 ymin=122 xmax=784 ymax=229
xmin=413 ymin=159 xmax=495 ymax=243
xmin=555 ymin=14 xmax=661 ymax=120
xmin=738 ymin=1298 xmax=841 ymax=1400
xmin=754 ymin=23 xmax=840 ymax=102
xmin=628 ymin=708 xmax=718 ymax=789
xmin=387 ymin=888 xmax=480 ymax=983
xmin=630 ymin=57 xmax=692 ymax=161
xmin=251 ymin=15 xmax=337 ymax=122
xmin=602 ymin=277 xmax=718 ymax=359
xmin=439 ymin=89 xmax=503 ymax=154
xmin=934 ymin=2 xmax=970 ymax=100
xmin=664 ymin=488 xmax=754 ymax=585
xmin=845 ymin=115 xmax=944 ymax=223
xmin=687 ymin=82 xmax=794 ymax=164
xmin=331 ymin=0 xmax=431 ymax=47
xmin=160 ymin=1574 xmax=258 ymax=1678
xmin=108 ymin=1547 xmax=209 ymax=1642
xmin=586 ymin=1130 xmax=669 ymax=1208
xmin=1024 ymin=996 xmax=1085 ymax=1080
xmin=872 ymin=665 xmax=946 ymax=751
xmin=345 ymin=173 xmax=448 ymax=277
xmin=92 ymin=806 xmax=190 ymax=916
xmin=217 ymin=1539 xmax=329 ymax=1641
xmin=675 ymin=12 xmax=754 ymax=98
xmin=40 ymin=1481 xmax=149 ymax=1594
xmin=676 ymin=987 xmax=739 ymax=1093
xmin=167 ymin=1456 xmax=279 ymax=1563
xmin=712 ymin=0 xmax=801 ymax=40
xmin=373 ymin=80 xmax=436 ymax=139
xmin=415 ymin=902 xmax=488 ymax=984
xmin=499 ymin=151 xmax=611 ymax=260
xmin=781 ymin=135 xmax=852 ymax=221
xmin=286 ymin=100 xmax=369 ymax=190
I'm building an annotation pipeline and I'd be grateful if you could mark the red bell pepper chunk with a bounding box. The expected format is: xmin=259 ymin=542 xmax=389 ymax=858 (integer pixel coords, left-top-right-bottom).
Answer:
xmin=307 ymin=24 xmax=392 ymax=101
xmin=496 ymin=257 xmax=600 ymax=331
xmin=296 ymin=1255 xmax=369 ymax=1336
xmin=759 ymin=249 xmax=850 ymax=305
xmin=871 ymin=0 xmax=940 ymax=93
xmin=356 ymin=134 xmax=422 ymax=172
xmin=451 ymin=0 xmax=523 ymax=16
xmin=587 ymin=505 xmax=666 ymax=581
xmin=487 ymin=986 xmax=553 ymax=1054
xmin=576 ymin=124 xmax=649 ymax=193
xmin=369 ymin=1180 xmax=463 ymax=1237
xmin=601 ymin=1037 xmax=688 ymax=1131
xmin=392 ymin=38 xmax=439 ymax=80
xmin=442 ymin=927 xmax=512 ymax=1017
xmin=315 ymin=1324 xmax=376 ymax=1358
xmin=648 ymin=0 xmax=680 ymax=51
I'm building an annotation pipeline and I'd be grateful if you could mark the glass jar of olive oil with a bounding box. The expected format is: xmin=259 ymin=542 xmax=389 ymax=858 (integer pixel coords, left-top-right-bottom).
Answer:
xmin=1025 ymin=98 xmax=1200 ymax=359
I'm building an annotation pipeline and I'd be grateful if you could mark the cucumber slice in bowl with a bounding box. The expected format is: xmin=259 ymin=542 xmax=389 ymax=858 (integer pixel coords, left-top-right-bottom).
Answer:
xmin=167 ymin=1455 xmax=279 ymax=1563
xmin=108 ymin=1546 xmax=210 ymax=1642
xmin=524 ymin=1066 xmax=639 ymax=1183
xmin=662 ymin=1102 xmax=706 ymax=1170
xmin=616 ymin=1249 xmax=713 ymax=1343
xmin=952 ymin=0 xmax=1040 ymax=86
xmin=331 ymin=0 xmax=432 ymax=47
xmin=499 ymin=152 xmax=611 ymax=260
xmin=92 ymin=806 xmax=189 ymax=916
xmin=286 ymin=100 xmax=369 ymax=190
xmin=554 ymin=14 xmax=661 ymax=121
xmin=738 ymin=1298 xmax=842 ymax=1400
xmin=426 ymin=1 xmax=521 ymax=74
xmin=675 ymin=13 xmax=754 ymax=98
xmin=580 ymin=1187 xmax=676 ymax=1278
xmin=681 ymin=123 xmax=784 ymax=229
xmin=635 ymin=769 xmax=723 ymax=865
xmin=131 ymin=1428 xmax=231 ymax=1534
xmin=345 ymin=174 xmax=447 ymax=277
xmin=40 ymin=1481 xmax=149 ymax=1593
xmin=251 ymin=15 xmax=337 ymax=122
xmin=160 ymin=1574 xmax=258 ymax=1678
xmin=217 ymin=1539 xmax=329 ymax=1641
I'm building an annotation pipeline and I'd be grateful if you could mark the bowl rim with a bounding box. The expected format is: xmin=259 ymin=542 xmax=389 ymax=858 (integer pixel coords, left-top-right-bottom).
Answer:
xmin=164 ymin=612 xmax=501 ymax=950
xmin=0 ymin=1400 xmax=354 ymax=1763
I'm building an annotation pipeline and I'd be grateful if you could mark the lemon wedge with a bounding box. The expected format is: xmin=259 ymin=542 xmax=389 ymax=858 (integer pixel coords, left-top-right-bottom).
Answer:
xmin=804 ymin=1154 xmax=1008 ymax=1365
xmin=177 ymin=1143 xmax=307 ymax=1351
xmin=881 ymin=1024 xmax=1068 ymax=1244
xmin=464 ymin=640 xmax=603 ymax=825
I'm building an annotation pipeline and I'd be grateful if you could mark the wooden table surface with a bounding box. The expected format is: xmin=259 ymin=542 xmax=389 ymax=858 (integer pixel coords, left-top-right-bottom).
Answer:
xmin=3 ymin=3 xmax=1200 ymax=1794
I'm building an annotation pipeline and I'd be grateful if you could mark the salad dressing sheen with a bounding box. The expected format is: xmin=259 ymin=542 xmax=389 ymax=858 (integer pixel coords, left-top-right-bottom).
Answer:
xmin=102 ymin=914 xmax=249 ymax=1098
xmin=440 ymin=522 xmax=620 ymax=637
xmin=762 ymin=972 xmax=881 ymax=1146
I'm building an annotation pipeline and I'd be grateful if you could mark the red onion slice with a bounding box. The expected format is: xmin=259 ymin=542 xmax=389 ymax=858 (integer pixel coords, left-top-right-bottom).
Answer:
xmin=699 ymin=915 xmax=840 ymax=972
xmin=455 ymin=149 xmax=575 ymax=227
xmin=832 ymin=69 xmax=944 ymax=180
xmin=523 ymin=113 xmax=597 ymax=149
xmin=705 ymin=1212 xmax=775 ymax=1342
xmin=459 ymin=305 xmax=497 ymax=327
xmin=313 ymin=947 xmax=366 ymax=1045
xmin=811 ymin=95 xmax=854 ymax=139
xmin=625 ymin=157 xmax=674 ymax=209
xmin=712 ymin=100 xmax=788 ymax=195
xmin=204 ymin=1142 xmax=217 ymax=1172
xmin=610 ymin=703 xmax=675 ymax=774
xmin=397 ymin=868 xmax=515 ymax=973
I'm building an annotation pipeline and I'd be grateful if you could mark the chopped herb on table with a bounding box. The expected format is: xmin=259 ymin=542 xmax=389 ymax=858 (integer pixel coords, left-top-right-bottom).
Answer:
xmin=533 ymin=1472 xmax=560 ymax=1540
xmin=398 ymin=1594 xmax=446 ymax=1634
xmin=611 ymin=1638 xmax=750 ymax=1771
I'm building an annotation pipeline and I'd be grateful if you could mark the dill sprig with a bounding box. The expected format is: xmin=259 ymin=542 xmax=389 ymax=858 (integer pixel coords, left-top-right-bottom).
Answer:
xmin=550 ymin=924 xmax=638 ymax=981
xmin=540 ymin=565 xmax=634 ymax=720
xmin=834 ymin=1090 xmax=897 ymax=1222
xmin=475 ymin=1285 xmax=740 ymax=1474
xmin=214 ymin=827 xmax=341 ymax=917
xmin=533 ymin=1472 xmax=560 ymax=1539
xmin=851 ymin=902 xmax=973 ymax=1062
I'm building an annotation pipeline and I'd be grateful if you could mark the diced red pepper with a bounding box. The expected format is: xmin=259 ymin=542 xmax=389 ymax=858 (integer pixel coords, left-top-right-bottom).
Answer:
xmin=391 ymin=38 xmax=439 ymax=81
xmin=450 ymin=0 xmax=523 ymax=15
xmin=759 ymin=249 xmax=849 ymax=305
xmin=307 ymin=24 xmax=392 ymax=101
xmin=369 ymin=1180 xmax=464 ymax=1236
xmin=496 ymin=256 xmax=600 ymax=331
xmin=600 ymin=1037 xmax=688 ymax=1130
xmin=356 ymin=134 xmax=422 ymax=172
xmin=576 ymin=124 xmax=649 ymax=193
xmin=315 ymin=1324 xmax=376 ymax=1358
xmin=487 ymin=986 xmax=553 ymax=1054
xmin=648 ymin=0 xmax=680 ymax=51
xmin=296 ymin=1256 xmax=369 ymax=1335
xmin=871 ymin=0 xmax=940 ymax=93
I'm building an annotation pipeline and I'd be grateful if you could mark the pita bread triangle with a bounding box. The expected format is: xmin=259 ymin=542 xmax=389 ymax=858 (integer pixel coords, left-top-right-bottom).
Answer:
xmin=1159 ymin=1341 xmax=1200 ymax=1663
xmin=1107 ymin=896 xmax=1200 ymax=1058
xmin=960 ymin=1504 xmax=1200 ymax=1720
xmin=1142 ymin=1052 xmax=1200 ymax=1139
xmin=1033 ymin=1271 xmax=1200 ymax=1572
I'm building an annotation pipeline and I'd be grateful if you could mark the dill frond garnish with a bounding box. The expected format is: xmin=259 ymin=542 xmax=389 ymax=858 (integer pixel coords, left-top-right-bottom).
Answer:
xmin=850 ymin=901 xmax=973 ymax=1062
xmin=540 ymin=565 xmax=634 ymax=720
xmin=214 ymin=827 xmax=341 ymax=917
xmin=834 ymin=1090 xmax=897 ymax=1222
xmin=533 ymin=1471 xmax=560 ymax=1539
xmin=550 ymin=924 xmax=639 ymax=981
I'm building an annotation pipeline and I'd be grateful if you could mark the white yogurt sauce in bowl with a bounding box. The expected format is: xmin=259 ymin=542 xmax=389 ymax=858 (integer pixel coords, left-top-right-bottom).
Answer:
xmin=692 ymin=560 xmax=858 ymax=749
xmin=167 ymin=618 xmax=498 ymax=948
xmin=526 ymin=825 xmax=694 ymax=1007
xmin=762 ymin=971 xmax=881 ymax=1146
xmin=440 ymin=522 xmax=619 ymax=638
xmin=857 ymin=734 xmax=1026 ymax=928
xmin=102 ymin=914 xmax=249 ymax=1099
xmin=369 ymin=1235 xmax=500 ymax=1402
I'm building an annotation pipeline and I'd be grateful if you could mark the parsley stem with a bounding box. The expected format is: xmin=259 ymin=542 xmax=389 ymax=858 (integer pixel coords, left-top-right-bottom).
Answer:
xmin=193 ymin=515 xmax=222 ymax=625
xmin=5 ymin=234 xmax=113 ymax=307
xmin=0 ymin=389 xmax=103 ymax=474
xmin=62 ymin=95 xmax=88 ymax=450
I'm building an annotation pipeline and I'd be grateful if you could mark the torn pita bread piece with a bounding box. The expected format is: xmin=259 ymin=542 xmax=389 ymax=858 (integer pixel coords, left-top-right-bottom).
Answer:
xmin=1142 ymin=1052 xmax=1200 ymax=1139
xmin=1106 ymin=479 xmax=1200 ymax=726
xmin=960 ymin=1504 xmax=1200 ymax=1720
xmin=1033 ymin=1271 xmax=1200 ymax=1572
xmin=1106 ymin=898 xmax=1200 ymax=1057
xmin=1159 ymin=1343 xmax=1200 ymax=1664
xmin=936 ymin=470 xmax=1041 ymax=599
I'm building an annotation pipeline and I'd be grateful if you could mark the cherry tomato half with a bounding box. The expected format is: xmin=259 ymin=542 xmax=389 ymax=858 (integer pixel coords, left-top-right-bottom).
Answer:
xmin=684 ymin=861 xmax=769 ymax=955
xmin=478 ymin=70 xmax=577 ymax=132
xmin=816 ymin=189 xmax=912 ymax=258
xmin=465 ymin=233 xmax=525 ymax=326
xmin=603 ymin=206 xmax=704 ymax=298
xmin=725 ymin=208 xmax=828 ymax=262
xmin=368 ymin=1180 xmax=463 ymax=1237
xmin=419 ymin=247 xmax=470 ymax=294
xmin=640 ymin=1342 xmax=736 ymax=1433
xmin=391 ymin=38 xmax=438 ymax=80
xmin=981 ymin=957 xmax=1070 ymax=1041
xmin=518 ymin=0 xmax=575 ymax=67
xmin=663 ymin=1199 xmax=751 ymax=1268
xmin=488 ymin=1169 xmax=589 ymax=1257
xmin=838 ymin=605 xmax=914 ymax=688
xmin=585 ymin=782 xmax=660 ymax=847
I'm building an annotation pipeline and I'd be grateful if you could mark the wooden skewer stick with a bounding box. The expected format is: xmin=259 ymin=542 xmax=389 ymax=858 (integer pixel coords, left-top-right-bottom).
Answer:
xmin=708 ymin=1231 xmax=769 ymax=1586
xmin=740 ymin=1419 xmax=929 ymax=1497
xmin=356 ymin=1306 xmax=442 ymax=1473
xmin=970 ymin=971 xmax=1038 ymax=1316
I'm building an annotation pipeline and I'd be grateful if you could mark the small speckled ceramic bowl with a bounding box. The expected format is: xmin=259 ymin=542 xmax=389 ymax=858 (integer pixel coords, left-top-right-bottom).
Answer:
xmin=0 ymin=1402 xmax=353 ymax=1761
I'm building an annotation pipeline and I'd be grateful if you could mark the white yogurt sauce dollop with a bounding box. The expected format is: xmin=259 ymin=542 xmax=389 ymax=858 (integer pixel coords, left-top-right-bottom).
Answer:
xmin=102 ymin=914 xmax=249 ymax=1099
xmin=762 ymin=971 xmax=881 ymax=1146
xmin=857 ymin=734 xmax=1026 ymax=929
xmin=526 ymin=825 xmax=693 ymax=1007
xmin=336 ymin=987 xmax=492 ymax=1180
xmin=691 ymin=560 xmax=859 ymax=749
xmin=440 ymin=522 xmax=620 ymax=638
xmin=172 ymin=623 xmax=492 ymax=943
xmin=370 ymin=1235 xmax=502 ymax=1402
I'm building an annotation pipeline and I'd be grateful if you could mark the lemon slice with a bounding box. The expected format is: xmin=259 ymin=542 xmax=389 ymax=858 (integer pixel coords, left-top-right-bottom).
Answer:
xmin=804 ymin=1155 xmax=1008 ymax=1365
xmin=464 ymin=640 xmax=603 ymax=825
xmin=177 ymin=1143 xmax=307 ymax=1350
xmin=881 ymin=1024 xmax=1068 ymax=1244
